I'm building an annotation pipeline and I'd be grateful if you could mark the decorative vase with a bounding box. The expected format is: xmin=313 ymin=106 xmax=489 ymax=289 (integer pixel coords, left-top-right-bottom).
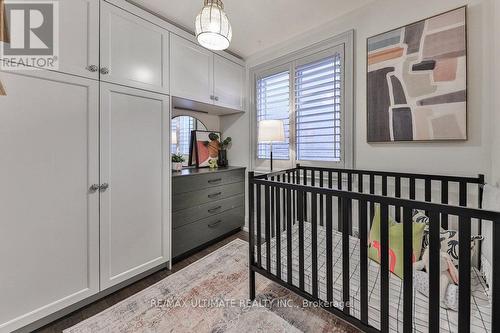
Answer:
xmin=218 ymin=150 xmax=228 ymax=167
xmin=172 ymin=162 xmax=183 ymax=171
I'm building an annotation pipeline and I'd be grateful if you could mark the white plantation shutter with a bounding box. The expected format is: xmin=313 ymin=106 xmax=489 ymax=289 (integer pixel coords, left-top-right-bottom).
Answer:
xmin=256 ymin=70 xmax=290 ymax=160
xmin=295 ymin=53 xmax=342 ymax=162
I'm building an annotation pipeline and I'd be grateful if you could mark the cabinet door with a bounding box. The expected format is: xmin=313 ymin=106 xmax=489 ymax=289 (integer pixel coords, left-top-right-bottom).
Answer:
xmin=100 ymin=2 xmax=169 ymax=94
xmin=58 ymin=0 xmax=100 ymax=79
xmin=0 ymin=70 xmax=99 ymax=332
xmin=170 ymin=34 xmax=213 ymax=104
xmin=213 ymin=55 xmax=245 ymax=111
xmin=100 ymin=83 xmax=170 ymax=289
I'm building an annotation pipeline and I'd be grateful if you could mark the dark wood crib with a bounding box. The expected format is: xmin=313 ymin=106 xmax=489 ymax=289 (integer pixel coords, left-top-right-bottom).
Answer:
xmin=248 ymin=165 xmax=500 ymax=333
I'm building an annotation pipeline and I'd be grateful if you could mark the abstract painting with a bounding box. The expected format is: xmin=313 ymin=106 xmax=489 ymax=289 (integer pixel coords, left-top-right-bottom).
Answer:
xmin=367 ymin=7 xmax=467 ymax=142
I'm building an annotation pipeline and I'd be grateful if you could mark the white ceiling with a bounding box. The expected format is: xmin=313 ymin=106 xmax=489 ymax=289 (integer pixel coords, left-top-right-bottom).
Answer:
xmin=131 ymin=0 xmax=374 ymax=59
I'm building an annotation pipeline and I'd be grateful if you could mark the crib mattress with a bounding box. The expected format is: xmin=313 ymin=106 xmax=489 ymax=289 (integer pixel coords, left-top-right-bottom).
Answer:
xmin=258 ymin=222 xmax=491 ymax=333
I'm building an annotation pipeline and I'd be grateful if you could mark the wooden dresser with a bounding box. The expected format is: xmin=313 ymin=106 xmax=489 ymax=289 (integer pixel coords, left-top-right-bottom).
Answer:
xmin=172 ymin=166 xmax=246 ymax=259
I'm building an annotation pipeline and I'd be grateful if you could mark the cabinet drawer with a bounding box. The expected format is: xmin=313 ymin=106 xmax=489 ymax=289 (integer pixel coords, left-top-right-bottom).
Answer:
xmin=173 ymin=169 xmax=245 ymax=194
xmin=173 ymin=181 xmax=244 ymax=211
xmin=173 ymin=206 xmax=244 ymax=258
xmin=172 ymin=194 xmax=244 ymax=229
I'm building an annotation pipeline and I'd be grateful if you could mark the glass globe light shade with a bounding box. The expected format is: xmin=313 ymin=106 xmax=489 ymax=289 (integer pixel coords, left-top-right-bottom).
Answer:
xmin=195 ymin=0 xmax=232 ymax=51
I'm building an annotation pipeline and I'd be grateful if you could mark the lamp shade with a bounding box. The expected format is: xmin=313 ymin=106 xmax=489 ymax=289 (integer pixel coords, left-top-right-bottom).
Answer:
xmin=195 ymin=0 xmax=232 ymax=51
xmin=258 ymin=120 xmax=285 ymax=143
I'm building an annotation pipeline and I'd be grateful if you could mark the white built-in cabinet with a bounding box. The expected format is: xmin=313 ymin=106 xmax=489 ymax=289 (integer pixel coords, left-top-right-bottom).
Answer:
xmin=213 ymin=54 xmax=245 ymax=111
xmin=100 ymin=2 xmax=170 ymax=94
xmin=0 ymin=0 xmax=245 ymax=330
xmin=0 ymin=70 xmax=100 ymax=333
xmin=99 ymin=84 xmax=170 ymax=289
xmin=57 ymin=0 xmax=100 ymax=79
xmin=170 ymin=34 xmax=214 ymax=104
xmin=170 ymin=34 xmax=245 ymax=112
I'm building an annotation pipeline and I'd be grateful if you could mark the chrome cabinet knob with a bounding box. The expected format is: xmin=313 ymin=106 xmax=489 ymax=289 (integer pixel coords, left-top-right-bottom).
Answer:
xmin=89 ymin=184 xmax=100 ymax=192
xmin=86 ymin=65 xmax=99 ymax=72
xmin=210 ymin=95 xmax=214 ymax=100
xmin=214 ymin=96 xmax=219 ymax=101
xmin=99 ymin=183 xmax=109 ymax=191
xmin=100 ymin=67 xmax=110 ymax=75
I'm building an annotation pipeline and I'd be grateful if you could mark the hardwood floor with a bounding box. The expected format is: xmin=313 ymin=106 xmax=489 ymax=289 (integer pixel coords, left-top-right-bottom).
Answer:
xmin=36 ymin=231 xmax=248 ymax=333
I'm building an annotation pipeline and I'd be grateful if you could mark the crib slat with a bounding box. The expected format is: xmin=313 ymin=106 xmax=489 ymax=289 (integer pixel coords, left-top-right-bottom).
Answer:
xmin=256 ymin=184 xmax=262 ymax=268
xmin=395 ymin=176 xmax=401 ymax=221
xmin=347 ymin=173 xmax=353 ymax=236
xmin=311 ymin=190 xmax=318 ymax=298
xmin=248 ymin=177 xmax=255 ymax=300
xmin=409 ymin=177 xmax=416 ymax=200
xmin=303 ymin=168 xmax=308 ymax=220
xmin=326 ymin=194 xmax=333 ymax=302
xmin=428 ymin=211 xmax=440 ymax=332
xmin=286 ymin=188 xmax=293 ymax=285
xmin=271 ymin=176 xmax=275 ymax=237
xmin=458 ymin=216 xmax=471 ymax=333
xmin=298 ymin=189 xmax=305 ymax=289
xmin=320 ymin=171 xmax=324 ymax=227
xmin=265 ymin=185 xmax=271 ymax=272
xmin=459 ymin=181 xmax=467 ymax=207
xmin=369 ymin=174 xmax=375 ymax=224
xmin=342 ymin=197 xmax=351 ymax=315
xmin=338 ymin=171 xmax=343 ymax=232
xmin=358 ymin=173 xmax=364 ymax=193
xmin=382 ymin=175 xmax=387 ymax=196
xmin=493 ymin=219 xmax=500 ymax=333
xmin=380 ymin=204 xmax=389 ymax=332
xmin=441 ymin=181 xmax=449 ymax=229
xmin=275 ymin=184 xmax=281 ymax=280
xmin=402 ymin=207 xmax=413 ymax=333
xmin=359 ymin=199 xmax=368 ymax=324
xmin=425 ymin=178 xmax=432 ymax=215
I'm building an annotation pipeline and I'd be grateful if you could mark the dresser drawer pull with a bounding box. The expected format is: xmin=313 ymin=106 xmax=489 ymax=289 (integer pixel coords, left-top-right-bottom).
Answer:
xmin=208 ymin=206 xmax=222 ymax=213
xmin=208 ymin=220 xmax=223 ymax=228
xmin=208 ymin=192 xmax=222 ymax=198
xmin=208 ymin=178 xmax=222 ymax=184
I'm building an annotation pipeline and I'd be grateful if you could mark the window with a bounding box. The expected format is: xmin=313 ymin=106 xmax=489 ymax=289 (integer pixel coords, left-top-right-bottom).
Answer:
xmin=256 ymin=70 xmax=290 ymax=160
xmin=295 ymin=54 xmax=342 ymax=162
xmin=251 ymin=31 xmax=353 ymax=171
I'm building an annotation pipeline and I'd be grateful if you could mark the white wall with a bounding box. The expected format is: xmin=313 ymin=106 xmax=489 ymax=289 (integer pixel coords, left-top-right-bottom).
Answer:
xmin=491 ymin=0 xmax=500 ymax=185
xmin=172 ymin=108 xmax=220 ymax=132
xmin=246 ymin=0 xmax=495 ymax=181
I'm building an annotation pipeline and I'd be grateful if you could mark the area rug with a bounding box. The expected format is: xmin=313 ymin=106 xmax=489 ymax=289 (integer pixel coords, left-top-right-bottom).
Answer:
xmin=64 ymin=239 xmax=359 ymax=333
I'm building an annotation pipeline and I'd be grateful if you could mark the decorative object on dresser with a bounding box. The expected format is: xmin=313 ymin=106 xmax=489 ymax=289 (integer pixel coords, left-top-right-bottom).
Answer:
xmin=367 ymin=7 xmax=467 ymax=142
xmin=258 ymin=119 xmax=285 ymax=171
xmin=190 ymin=130 xmax=222 ymax=168
xmin=172 ymin=153 xmax=184 ymax=171
xmin=172 ymin=166 xmax=245 ymax=260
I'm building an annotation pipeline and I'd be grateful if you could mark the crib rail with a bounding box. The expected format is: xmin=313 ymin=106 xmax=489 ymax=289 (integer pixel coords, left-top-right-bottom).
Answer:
xmin=248 ymin=168 xmax=500 ymax=333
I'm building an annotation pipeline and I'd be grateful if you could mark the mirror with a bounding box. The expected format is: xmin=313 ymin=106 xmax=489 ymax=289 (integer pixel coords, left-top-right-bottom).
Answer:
xmin=171 ymin=116 xmax=207 ymax=165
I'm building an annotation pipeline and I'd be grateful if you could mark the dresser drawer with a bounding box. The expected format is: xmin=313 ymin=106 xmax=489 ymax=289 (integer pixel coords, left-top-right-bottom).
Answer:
xmin=172 ymin=194 xmax=244 ymax=229
xmin=172 ymin=181 xmax=244 ymax=211
xmin=173 ymin=169 xmax=245 ymax=194
xmin=172 ymin=206 xmax=244 ymax=257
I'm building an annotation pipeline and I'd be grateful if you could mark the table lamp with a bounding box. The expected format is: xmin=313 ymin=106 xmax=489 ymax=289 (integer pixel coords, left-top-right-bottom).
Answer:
xmin=258 ymin=119 xmax=285 ymax=171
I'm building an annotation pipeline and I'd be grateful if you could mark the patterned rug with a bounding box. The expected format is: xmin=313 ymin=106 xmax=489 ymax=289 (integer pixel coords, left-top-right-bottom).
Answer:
xmin=64 ymin=239 xmax=359 ymax=333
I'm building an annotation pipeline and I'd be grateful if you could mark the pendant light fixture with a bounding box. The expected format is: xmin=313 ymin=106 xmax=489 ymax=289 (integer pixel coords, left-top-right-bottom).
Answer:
xmin=195 ymin=0 xmax=232 ymax=51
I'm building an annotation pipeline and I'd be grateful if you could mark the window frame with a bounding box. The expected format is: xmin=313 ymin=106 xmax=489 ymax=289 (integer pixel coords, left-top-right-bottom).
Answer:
xmin=249 ymin=30 xmax=354 ymax=172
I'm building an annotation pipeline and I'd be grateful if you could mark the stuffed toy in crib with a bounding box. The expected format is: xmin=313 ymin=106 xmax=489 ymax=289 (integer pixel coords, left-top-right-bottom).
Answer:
xmin=414 ymin=247 xmax=458 ymax=308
